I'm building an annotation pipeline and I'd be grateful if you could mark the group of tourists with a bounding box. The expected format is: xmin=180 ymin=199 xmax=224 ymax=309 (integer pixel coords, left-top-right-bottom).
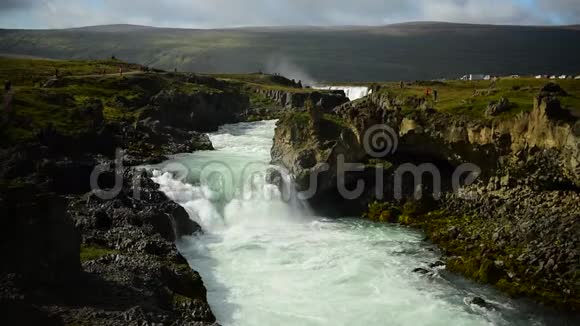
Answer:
xmin=425 ymin=87 xmax=439 ymax=102
xmin=400 ymin=81 xmax=439 ymax=102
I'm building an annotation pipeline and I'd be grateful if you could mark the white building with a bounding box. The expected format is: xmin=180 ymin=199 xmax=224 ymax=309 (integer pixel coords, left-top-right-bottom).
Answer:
xmin=469 ymin=74 xmax=486 ymax=81
xmin=559 ymin=75 xmax=568 ymax=79
xmin=575 ymin=75 xmax=580 ymax=80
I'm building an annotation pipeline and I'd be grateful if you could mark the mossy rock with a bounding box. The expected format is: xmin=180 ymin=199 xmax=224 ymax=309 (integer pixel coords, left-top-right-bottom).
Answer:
xmin=79 ymin=244 xmax=119 ymax=262
xmin=363 ymin=201 xmax=402 ymax=223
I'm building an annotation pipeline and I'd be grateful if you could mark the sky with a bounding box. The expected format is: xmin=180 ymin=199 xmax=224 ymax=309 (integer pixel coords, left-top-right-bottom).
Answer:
xmin=0 ymin=0 xmax=579 ymax=29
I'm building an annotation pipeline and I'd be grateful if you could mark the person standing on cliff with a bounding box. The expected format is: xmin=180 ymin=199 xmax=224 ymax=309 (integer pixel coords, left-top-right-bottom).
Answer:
xmin=2 ymin=80 xmax=15 ymax=123
xmin=433 ymin=89 xmax=438 ymax=102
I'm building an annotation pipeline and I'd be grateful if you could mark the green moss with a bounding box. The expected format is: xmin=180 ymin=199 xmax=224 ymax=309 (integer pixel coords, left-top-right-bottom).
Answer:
xmin=365 ymin=158 xmax=393 ymax=170
xmin=359 ymin=200 xmax=580 ymax=307
xmin=448 ymin=257 xmax=503 ymax=284
xmin=80 ymin=244 xmax=119 ymax=262
xmin=282 ymin=112 xmax=309 ymax=125
xmin=362 ymin=201 xmax=402 ymax=223
xmin=249 ymin=92 xmax=278 ymax=107
xmin=172 ymin=293 xmax=192 ymax=308
xmin=393 ymin=206 xmax=578 ymax=308
xmin=212 ymin=72 xmax=300 ymax=88
xmin=323 ymin=114 xmax=349 ymax=128
xmin=176 ymin=81 xmax=222 ymax=95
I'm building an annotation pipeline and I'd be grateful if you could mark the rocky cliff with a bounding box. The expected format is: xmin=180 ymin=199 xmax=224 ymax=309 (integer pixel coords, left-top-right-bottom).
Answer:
xmin=0 ymin=69 xmax=262 ymax=325
xmin=142 ymin=87 xmax=249 ymax=132
xmin=271 ymin=85 xmax=580 ymax=308
xmin=255 ymin=87 xmax=348 ymax=112
xmin=273 ymin=89 xmax=580 ymax=200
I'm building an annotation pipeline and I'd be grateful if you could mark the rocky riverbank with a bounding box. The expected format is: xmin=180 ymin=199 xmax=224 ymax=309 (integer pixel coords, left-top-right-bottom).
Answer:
xmin=0 ymin=55 xmax=345 ymax=324
xmin=271 ymin=81 xmax=580 ymax=310
xmin=0 ymin=112 xmax=219 ymax=324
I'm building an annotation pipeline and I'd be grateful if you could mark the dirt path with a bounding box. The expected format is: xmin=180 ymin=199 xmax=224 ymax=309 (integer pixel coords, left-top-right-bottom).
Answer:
xmin=67 ymin=71 xmax=146 ymax=79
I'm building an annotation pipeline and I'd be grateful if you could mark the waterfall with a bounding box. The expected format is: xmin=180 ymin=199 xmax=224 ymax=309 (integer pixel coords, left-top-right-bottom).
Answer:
xmin=151 ymin=120 xmax=309 ymax=233
xmin=150 ymin=120 xmax=566 ymax=326
xmin=313 ymin=86 xmax=372 ymax=101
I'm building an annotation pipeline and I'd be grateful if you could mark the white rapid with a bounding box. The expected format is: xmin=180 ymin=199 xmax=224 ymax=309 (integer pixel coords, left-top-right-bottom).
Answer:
xmin=314 ymin=86 xmax=372 ymax=101
xmin=152 ymin=120 xmax=573 ymax=326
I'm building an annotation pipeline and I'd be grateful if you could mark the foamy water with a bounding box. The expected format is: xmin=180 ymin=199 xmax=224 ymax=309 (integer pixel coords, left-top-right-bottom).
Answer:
xmin=153 ymin=120 xmax=575 ymax=326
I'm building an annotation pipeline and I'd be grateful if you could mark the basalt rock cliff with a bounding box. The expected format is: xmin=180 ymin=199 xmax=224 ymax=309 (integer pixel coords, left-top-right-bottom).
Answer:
xmin=0 ymin=71 xmax=264 ymax=325
xmin=271 ymin=86 xmax=580 ymax=309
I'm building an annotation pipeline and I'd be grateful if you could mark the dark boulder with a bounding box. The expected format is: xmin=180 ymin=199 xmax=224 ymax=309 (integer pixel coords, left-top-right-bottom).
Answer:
xmin=540 ymin=82 xmax=567 ymax=97
xmin=485 ymin=97 xmax=511 ymax=117
xmin=412 ymin=267 xmax=431 ymax=275
xmin=75 ymin=98 xmax=104 ymax=127
xmin=0 ymin=187 xmax=81 ymax=285
xmin=144 ymin=88 xmax=249 ymax=132
xmin=467 ymin=297 xmax=496 ymax=310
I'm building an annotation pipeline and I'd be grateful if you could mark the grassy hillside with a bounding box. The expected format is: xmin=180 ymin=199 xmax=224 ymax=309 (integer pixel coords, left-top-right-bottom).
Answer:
xmin=2 ymin=56 xmax=579 ymax=147
xmin=374 ymin=78 xmax=580 ymax=119
xmin=0 ymin=56 xmax=143 ymax=84
xmin=0 ymin=57 xmax=321 ymax=144
xmin=1 ymin=23 xmax=580 ymax=82
xmin=0 ymin=57 xmax=206 ymax=143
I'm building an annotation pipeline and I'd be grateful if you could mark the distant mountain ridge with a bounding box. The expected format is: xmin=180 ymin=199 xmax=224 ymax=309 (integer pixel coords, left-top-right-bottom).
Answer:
xmin=1 ymin=22 xmax=579 ymax=82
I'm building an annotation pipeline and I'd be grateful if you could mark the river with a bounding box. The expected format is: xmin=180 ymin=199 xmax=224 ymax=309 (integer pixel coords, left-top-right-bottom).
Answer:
xmin=152 ymin=119 xmax=573 ymax=326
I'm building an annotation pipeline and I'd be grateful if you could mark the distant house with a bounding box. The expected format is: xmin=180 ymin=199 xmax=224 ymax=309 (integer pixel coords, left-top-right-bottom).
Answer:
xmin=459 ymin=74 xmax=485 ymax=81
xmin=508 ymin=74 xmax=520 ymax=79
xmin=575 ymin=75 xmax=580 ymax=80
xmin=559 ymin=75 xmax=568 ymax=79
xmin=483 ymin=75 xmax=492 ymax=80
xmin=550 ymin=75 xmax=557 ymax=79
xmin=535 ymin=75 xmax=543 ymax=79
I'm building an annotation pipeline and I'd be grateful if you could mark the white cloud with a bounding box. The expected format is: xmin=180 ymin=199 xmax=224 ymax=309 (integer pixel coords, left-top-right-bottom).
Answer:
xmin=0 ymin=0 xmax=577 ymax=29
xmin=419 ymin=0 xmax=546 ymax=25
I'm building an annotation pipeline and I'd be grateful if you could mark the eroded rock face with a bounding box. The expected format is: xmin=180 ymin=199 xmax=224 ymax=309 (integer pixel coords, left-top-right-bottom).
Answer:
xmin=143 ymin=88 xmax=250 ymax=132
xmin=255 ymin=88 xmax=348 ymax=112
xmin=61 ymin=169 xmax=215 ymax=325
xmin=272 ymin=85 xmax=580 ymax=205
xmin=0 ymin=165 xmax=216 ymax=325
xmin=436 ymin=183 xmax=580 ymax=309
xmin=0 ymin=78 xmax=230 ymax=324
xmin=271 ymin=113 xmax=366 ymax=197
xmin=272 ymin=87 xmax=580 ymax=309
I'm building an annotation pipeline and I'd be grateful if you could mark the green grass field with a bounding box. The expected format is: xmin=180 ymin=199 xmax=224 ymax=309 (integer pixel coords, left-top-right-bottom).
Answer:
xmin=0 ymin=57 xmax=144 ymax=85
xmin=0 ymin=57 xmax=210 ymax=143
xmin=375 ymin=78 xmax=580 ymax=119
